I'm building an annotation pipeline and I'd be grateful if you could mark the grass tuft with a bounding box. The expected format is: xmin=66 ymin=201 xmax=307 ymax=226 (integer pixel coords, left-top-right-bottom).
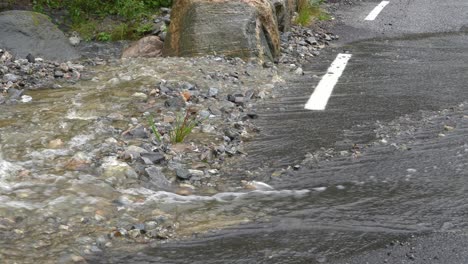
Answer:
xmin=147 ymin=114 xmax=163 ymax=142
xmin=295 ymin=0 xmax=331 ymax=26
xmin=147 ymin=110 xmax=201 ymax=144
xmin=169 ymin=110 xmax=199 ymax=143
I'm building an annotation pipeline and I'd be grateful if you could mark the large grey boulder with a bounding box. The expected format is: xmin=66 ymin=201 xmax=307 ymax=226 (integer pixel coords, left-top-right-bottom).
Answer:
xmin=0 ymin=10 xmax=80 ymax=61
xmin=271 ymin=0 xmax=297 ymax=32
xmin=162 ymin=0 xmax=281 ymax=62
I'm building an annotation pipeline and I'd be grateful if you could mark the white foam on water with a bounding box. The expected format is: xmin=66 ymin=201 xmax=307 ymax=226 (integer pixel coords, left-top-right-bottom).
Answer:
xmin=247 ymin=181 xmax=275 ymax=191
xmin=66 ymin=109 xmax=98 ymax=120
xmin=69 ymin=134 xmax=95 ymax=148
xmin=121 ymin=186 xmax=311 ymax=205
xmin=0 ymin=158 xmax=22 ymax=180
xmin=313 ymin=187 xmax=327 ymax=192
xmin=21 ymin=95 xmax=33 ymax=103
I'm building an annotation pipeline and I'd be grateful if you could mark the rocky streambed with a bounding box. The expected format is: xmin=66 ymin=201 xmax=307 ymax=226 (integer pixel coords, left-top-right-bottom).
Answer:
xmin=0 ymin=46 xmax=314 ymax=262
xmin=0 ymin=1 xmax=345 ymax=261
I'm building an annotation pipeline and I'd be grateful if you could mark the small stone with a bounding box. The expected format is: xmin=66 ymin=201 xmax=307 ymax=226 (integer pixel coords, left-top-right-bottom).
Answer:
xmin=208 ymin=87 xmax=219 ymax=97
xmin=444 ymin=125 xmax=454 ymax=131
xmin=59 ymin=63 xmax=69 ymax=72
xmin=294 ymin=67 xmax=304 ymax=75
xmin=69 ymin=36 xmax=81 ymax=46
xmin=145 ymin=166 xmax=172 ymax=190
xmin=208 ymin=169 xmax=218 ymax=175
xmin=176 ymin=168 xmax=192 ymax=180
xmin=306 ymin=37 xmax=318 ymax=45
xmin=132 ymin=92 xmax=148 ymax=101
xmin=3 ymin=73 xmax=19 ymax=83
xmin=176 ymin=187 xmax=193 ymax=196
xmin=188 ymin=169 xmax=204 ymax=177
xmin=164 ymin=97 xmax=186 ymax=109
xmin=208 ymin=106 xmax=222 ymax=116
xmin=140 ymin=152 xmax=165 ymax=164
xmin=199 ymin=110 xmax=211 ymax=119
xmin=181 ymin=90 xmax=191 ymax=101
xmin=48 ymin=138 xmax=64 ymax=149
xmin=26 ymin=53 xmax=35 ymax=63
xmin=224 ymin=128 xmax=240 ymax=140
xmin=54 ymin=71 xmax=64 ymax=78
xmin=145 ymin=221 xmax=158 ymax=230
xmin=201 ymin=124 xmax=215 ymax=133
xmin=163 ymin=115 xmax=175 ymax=123
xmin=71 ymin=255 xmax=86 ymax=263
xmin=128 ymin=229 xmax=141 ymax=239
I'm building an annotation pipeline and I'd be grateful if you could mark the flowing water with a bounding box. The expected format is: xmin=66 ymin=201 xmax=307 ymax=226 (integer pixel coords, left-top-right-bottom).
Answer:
xmin=2 ymin=39 xmax=468 ymax=263
xmin=0 ymin=57 xmax=293 ymax=263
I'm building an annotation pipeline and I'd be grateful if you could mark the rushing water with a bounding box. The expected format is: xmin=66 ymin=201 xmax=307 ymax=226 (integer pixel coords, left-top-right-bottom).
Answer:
xmin=0 ymin=56 xmax=290 ymax=263
xmin=2 ymin=50 xmax=468 ymax=263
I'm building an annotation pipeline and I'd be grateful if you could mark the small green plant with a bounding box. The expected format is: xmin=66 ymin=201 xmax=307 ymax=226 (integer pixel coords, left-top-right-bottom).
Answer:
xmin=111 ymin=23 xmax=130 ymax=40
xmin=170 ymin=111 xmax=199 ymax=143
xmin=71 ymin=20 xmax=97 ymax=41
xmin=147 ymin=114 xmax=162 ymax=142
xmin=97 ymin=32 xmax=112 ymax=41
xmin=147 ymin=110 xmax=201 ymax=144
xmin=136 ymin=23 xmax=154 ymax=36
xmin=295 ymin=0 xmax=330 ymax=26
xmin=32 ymin=0 xmax=173 ymax=41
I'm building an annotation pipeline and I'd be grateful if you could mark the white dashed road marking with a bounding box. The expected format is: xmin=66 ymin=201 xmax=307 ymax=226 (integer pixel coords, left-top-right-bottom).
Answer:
xmin=305 ymin=53 xmax=352 ymax=111
xmin=365 ymin=1 xmax=390 ymax=21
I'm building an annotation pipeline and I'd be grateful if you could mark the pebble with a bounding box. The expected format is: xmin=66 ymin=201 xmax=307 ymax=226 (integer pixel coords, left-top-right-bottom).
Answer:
xmin=3 ymin=73 xmax=19 ymax=82
xmin=176 ymin=168 xmax=192 ymax=180
xmin=128 ymin=229 xmax=141 ymax=238
xmin=294 ymin=67 xmax=304 ymax=75
xmin=132 ymin=92 xmax=148 ymax=100
xmin=54 ymin=71 xmax=64 ymax=78
xmin=208 ymin=87 xmax=219 ymax=97
xmin=48 ymin=138 xmax=64 ymax=149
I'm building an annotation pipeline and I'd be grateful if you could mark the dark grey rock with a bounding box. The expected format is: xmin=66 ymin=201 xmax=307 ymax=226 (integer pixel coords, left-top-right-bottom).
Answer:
xmin=7 ymin=88 xmax=23 ymax=99
xmin=145 ymin=166 xmax=172 ymax=190
xmin=224 ymin=128 xmax=240 ymax=140
xmin=123 ymin=125 xmax=148 ymax=139
xmin=164 ymin=97 xmax=186 ymax=109
xmin=0 ymin=11 xmax=80 ymax=61
xmin=208 ymin=105 xmax=222 ymax=116
xmin=140 ymin=152 xmax=165 ymax=165
xmin=176 ymin=168 xmax=192 ymax=180
xmin=26 ymin=53 xmax=35 ymax=63
xmin=306 ymin=37 xmax=318 ymax=45
xmin=54 ymin=71 xmax=64 ymax=78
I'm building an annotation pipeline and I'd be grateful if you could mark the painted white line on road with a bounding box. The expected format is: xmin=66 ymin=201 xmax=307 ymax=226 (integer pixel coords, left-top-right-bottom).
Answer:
xmin=365 ymin=1 xmax=390 ymax=21
xmin=304 ymin=53 xmax=352 ymax=111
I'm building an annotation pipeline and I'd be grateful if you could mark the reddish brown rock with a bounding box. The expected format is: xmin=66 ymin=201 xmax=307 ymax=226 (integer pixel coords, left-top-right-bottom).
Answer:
xmin=122 ymin=36 xmax=164 ymax=58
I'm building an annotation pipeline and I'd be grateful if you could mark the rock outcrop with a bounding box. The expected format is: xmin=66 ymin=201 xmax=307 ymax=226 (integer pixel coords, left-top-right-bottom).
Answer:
xmin=122 ymin=36 xmax=164 ymax=58
xmin=0 ymin=10 xmax=80 ymax=61
xmin=162 ymin=0 xmax=284 ymax=62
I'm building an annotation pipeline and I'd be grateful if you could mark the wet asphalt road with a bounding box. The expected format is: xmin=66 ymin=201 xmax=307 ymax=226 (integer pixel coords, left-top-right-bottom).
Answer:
xmin=92 ymin=0 xmax=468 ymax=263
